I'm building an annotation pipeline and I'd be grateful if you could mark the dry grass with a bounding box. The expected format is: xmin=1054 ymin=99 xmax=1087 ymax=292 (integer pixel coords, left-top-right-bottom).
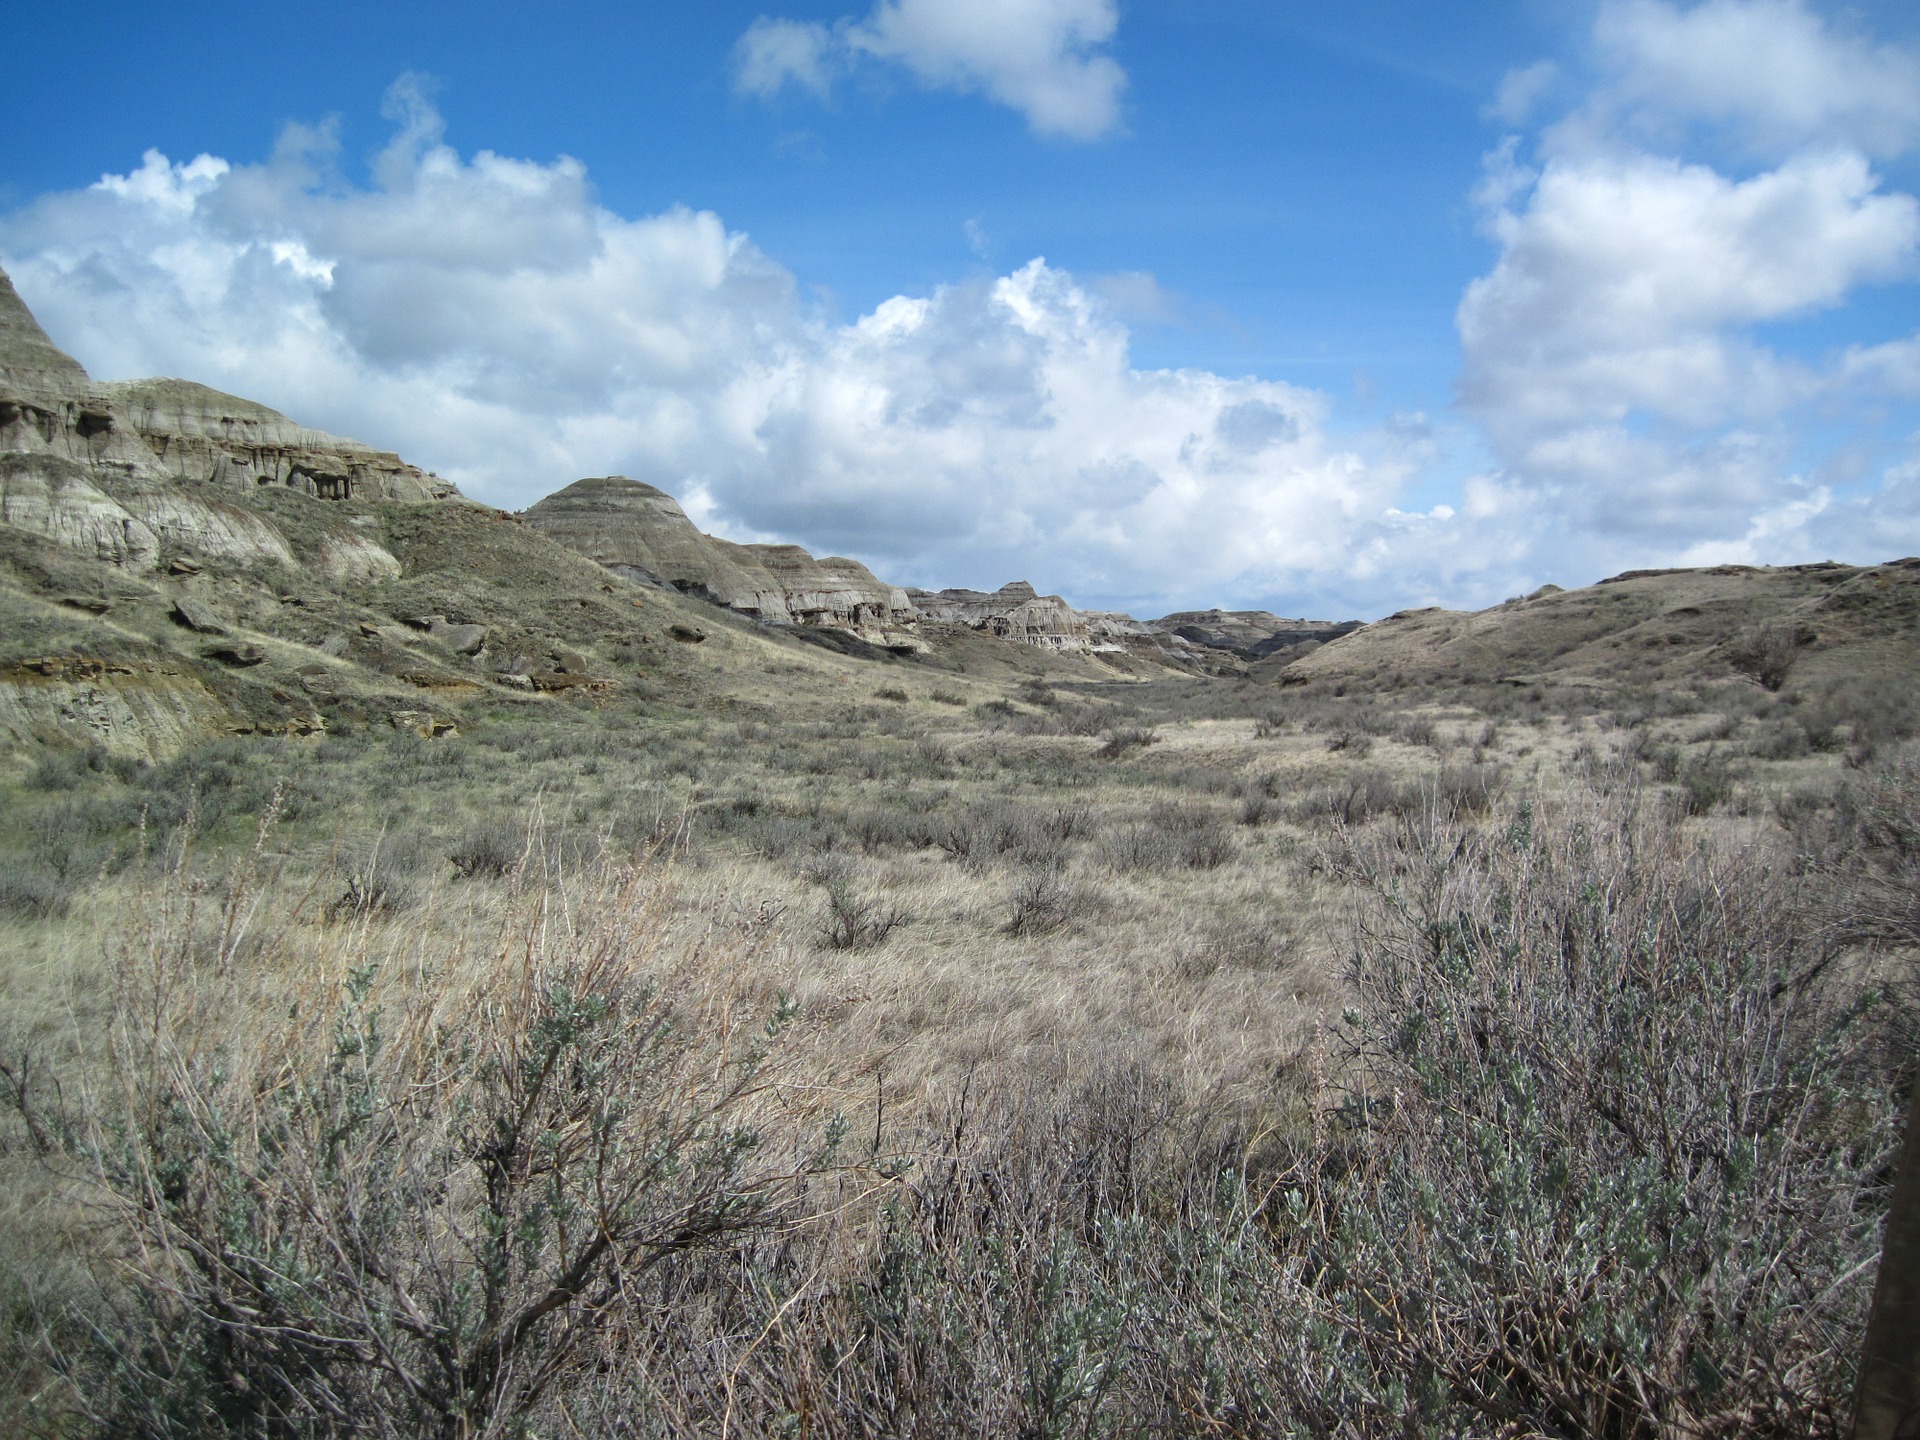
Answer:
xmin=0 ymin=673 xmax=1913 ymax=1434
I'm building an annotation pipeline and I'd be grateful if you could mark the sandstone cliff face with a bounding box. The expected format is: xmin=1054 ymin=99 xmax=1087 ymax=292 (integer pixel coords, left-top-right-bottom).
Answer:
xmin=522 ymin=476 xmax=920 ymax=648
xmin=907 ymin=581 xmax=1096 ymax=651
xmin=0 ymin=455 xmax=160 ymax=571
xmin=0 ymin=268 xmax=455 ymax=506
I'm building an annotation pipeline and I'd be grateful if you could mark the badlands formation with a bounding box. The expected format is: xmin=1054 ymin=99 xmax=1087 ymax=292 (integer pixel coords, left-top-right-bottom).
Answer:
xmin=0 ymin=262 xmax=1320 ymax=664
xmin=4 ymin=258 xmax=1918 ymax=764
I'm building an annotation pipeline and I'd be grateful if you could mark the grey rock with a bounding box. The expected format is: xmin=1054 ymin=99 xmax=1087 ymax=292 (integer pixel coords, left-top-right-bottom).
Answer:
xmin=429 ymin=619 xmax=490 ymax=656
xmin=203 ymin=641 xmax=266 ymax=666
xmin=171 ymin=598 xmax=227 ymax=634
xmin=1153 ymin=610 xmax=1364 ymax=661
xmin=521 ymin=476 xmax=921 ymax=649
xmin=908 ymin=582 xmax=1099 ymax=653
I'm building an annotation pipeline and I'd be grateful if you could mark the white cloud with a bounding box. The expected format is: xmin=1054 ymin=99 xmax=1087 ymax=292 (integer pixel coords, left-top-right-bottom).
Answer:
xmin=1460 ymin=149 xmax=1919 ymax=439
xmin=1489 ymin=61 xmax=1558 ymax=126
xmin=1456 ymin=2 xmax=1920 ymax=578
xmin=733 ymin=18 xmax=838 ymax=100
xmin=1592 ymin=0 xmax=1920 ymax=157
xmin=0 ymin=85 xmax=1411 ymax=615
xmin=734 ymin=0 xmax=1125 ymax=140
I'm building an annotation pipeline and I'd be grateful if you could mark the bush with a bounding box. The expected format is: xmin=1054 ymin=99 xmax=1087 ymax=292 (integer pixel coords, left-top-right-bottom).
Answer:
xmin=447 ymin=817 xmax=528 ymax=880
xmin=1002 ymin=869 xmax=1086 ymax=937
xmin=1098 ymin=725 xmax=1157 ymax=759
xmin=13 ymin=862 xmax=807 ymax=1439
xmin=1726 ymin=619 xmax=1811 ymax=691
xmin=932 ymin=799 xmax=1089 ymax=871
xmin=0 ymin=860 xmax=69 ymax=920
xmin=324 ymin=840 xmax=428 ymax=919
xmin=25 ymin=745 xmax=139 ymax=791
xmin=817 ymin=873 xmax=909 ymax=951
xmin=1098 ymin=804 xmax=1234 ymax=871
xmin=1295 ymin=791 xmax=1900 ymax=1435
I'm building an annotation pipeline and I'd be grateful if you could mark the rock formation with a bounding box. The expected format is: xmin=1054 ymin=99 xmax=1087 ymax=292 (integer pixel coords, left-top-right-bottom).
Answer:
xmin=0 ymin=268 xmax=456 ymax=506
xmin=521 ymin=476 xmax=921 ymax=649
xmin=907 ymin=582 xmax=1098 ymax=651
xmin=1153 ymin=610 xmax=1363 ymax=660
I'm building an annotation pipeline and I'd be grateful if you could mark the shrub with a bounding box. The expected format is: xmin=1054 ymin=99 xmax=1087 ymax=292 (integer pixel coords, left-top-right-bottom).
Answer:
xmin=0 ymin=860 xmax=69 ymax=920
xmin=14 ymin=863 xmax=808 ymax=1440
xmin=1296 ymin=791 xmax=1900 ymax=1436
xmin=1325 ymin=729 xmax=1373 ymax=758
xmin=324 ymin=841 xmax=427 ymax=920
xmin=817 ymin=874 xmax=909 ymax=951
xmin=1098 ymin=804 xmax=1234 ymax=871
xmin=447 ymin=817 xmax=528 ymax=880
xmin=1726 ymin=619 xmax=1811 ymax=691
xmin=1098 ymin=725 xmax=1157 ymax=759
xmin=1015 ymin=679 xmax=1058 ymax=708
xmin=26 ymin=745 xmax=139 ymax=791
xmin=1002 ymin=869 xmax=1086 ymax=937
xmin=875 ymin=685 xmax=911 ymax=703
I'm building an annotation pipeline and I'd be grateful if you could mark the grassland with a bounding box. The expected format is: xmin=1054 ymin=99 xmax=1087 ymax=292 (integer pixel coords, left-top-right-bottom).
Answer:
xmin=1 ymin=643 xmax=1916 ymax=1435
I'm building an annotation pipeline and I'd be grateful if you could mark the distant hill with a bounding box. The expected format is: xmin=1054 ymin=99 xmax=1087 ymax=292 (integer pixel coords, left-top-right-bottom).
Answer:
xmin=1279 ymin=564 xmax=1920 ymax=697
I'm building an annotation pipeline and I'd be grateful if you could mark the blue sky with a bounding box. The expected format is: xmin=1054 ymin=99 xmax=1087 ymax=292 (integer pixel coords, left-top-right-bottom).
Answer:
xmin=5 ymin=0 xmax=1919 ymax=617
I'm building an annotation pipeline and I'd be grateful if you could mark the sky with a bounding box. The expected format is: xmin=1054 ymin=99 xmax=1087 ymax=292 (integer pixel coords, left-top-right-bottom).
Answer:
xmin=3 ymin=0 xmax=1919 ymax=619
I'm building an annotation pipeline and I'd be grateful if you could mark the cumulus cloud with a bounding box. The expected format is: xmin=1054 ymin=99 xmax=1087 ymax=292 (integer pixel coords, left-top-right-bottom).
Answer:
xmin=1591 ymin=0 xmax=1920 ymax=157
xmin=0 ymin=84 xmax=1412 ymax=614
xmin=1459 ymin=0 xmax=1920 ymax=575
xmin=734 ymin=0 xmax=1125 ymax=140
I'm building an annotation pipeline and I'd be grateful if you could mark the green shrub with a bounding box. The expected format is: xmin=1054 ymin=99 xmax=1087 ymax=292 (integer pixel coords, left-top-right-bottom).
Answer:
xmin=0 ymin=860 xmax=69 ymax=920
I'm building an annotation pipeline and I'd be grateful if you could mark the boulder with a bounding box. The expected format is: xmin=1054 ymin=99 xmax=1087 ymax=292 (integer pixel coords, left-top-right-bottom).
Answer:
xmin=429 ymin=619 xmax=490 ymax=656
xmin=316 ymin=532 xmax=403 ymax=582
xmin=202 ymin=641 xmax=267 ymax=667
xmin=170 ymin=599 xmax=227 ymax=635
xmin=389 ymin=710 xmax=458 ymax=738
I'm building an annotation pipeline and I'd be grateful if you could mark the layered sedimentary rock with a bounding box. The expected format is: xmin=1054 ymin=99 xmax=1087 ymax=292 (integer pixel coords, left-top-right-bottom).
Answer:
xmin=0 ymin=267 xmax=455 ymax=505
xmin=0 ymin=267 xmax=438 ymax=592
xmin=907 ymin=581 xmax=1097 ymax=651
xmin=522 ymin=476 xmax=920 ymax=647
xmin=1154 ymin=610 xmax=1363 ymax=660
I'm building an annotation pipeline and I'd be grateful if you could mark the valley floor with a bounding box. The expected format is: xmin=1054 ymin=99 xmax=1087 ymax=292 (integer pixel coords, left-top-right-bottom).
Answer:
xmin=2 ymin=666 xmax=1916 ymax=1435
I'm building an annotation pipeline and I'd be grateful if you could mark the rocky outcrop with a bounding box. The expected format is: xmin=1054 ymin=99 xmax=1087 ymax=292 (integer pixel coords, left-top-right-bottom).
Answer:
xmin=1153 ymin=610 xmax=1363 ymax=660
xmin=0 ymin=454 xmax=159 ymax=570
xmin=0 ymin=266 xmax=457 ymax=505
xmin=522 ymin=476 xmax=921 ymax=648
xmin=517 ymin=475 xmax=733 ymax=591
xmin=0 ymin=656 xmax=229 ymax=760
xmin=907 ymin=582 xmax=1098 ymax=651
